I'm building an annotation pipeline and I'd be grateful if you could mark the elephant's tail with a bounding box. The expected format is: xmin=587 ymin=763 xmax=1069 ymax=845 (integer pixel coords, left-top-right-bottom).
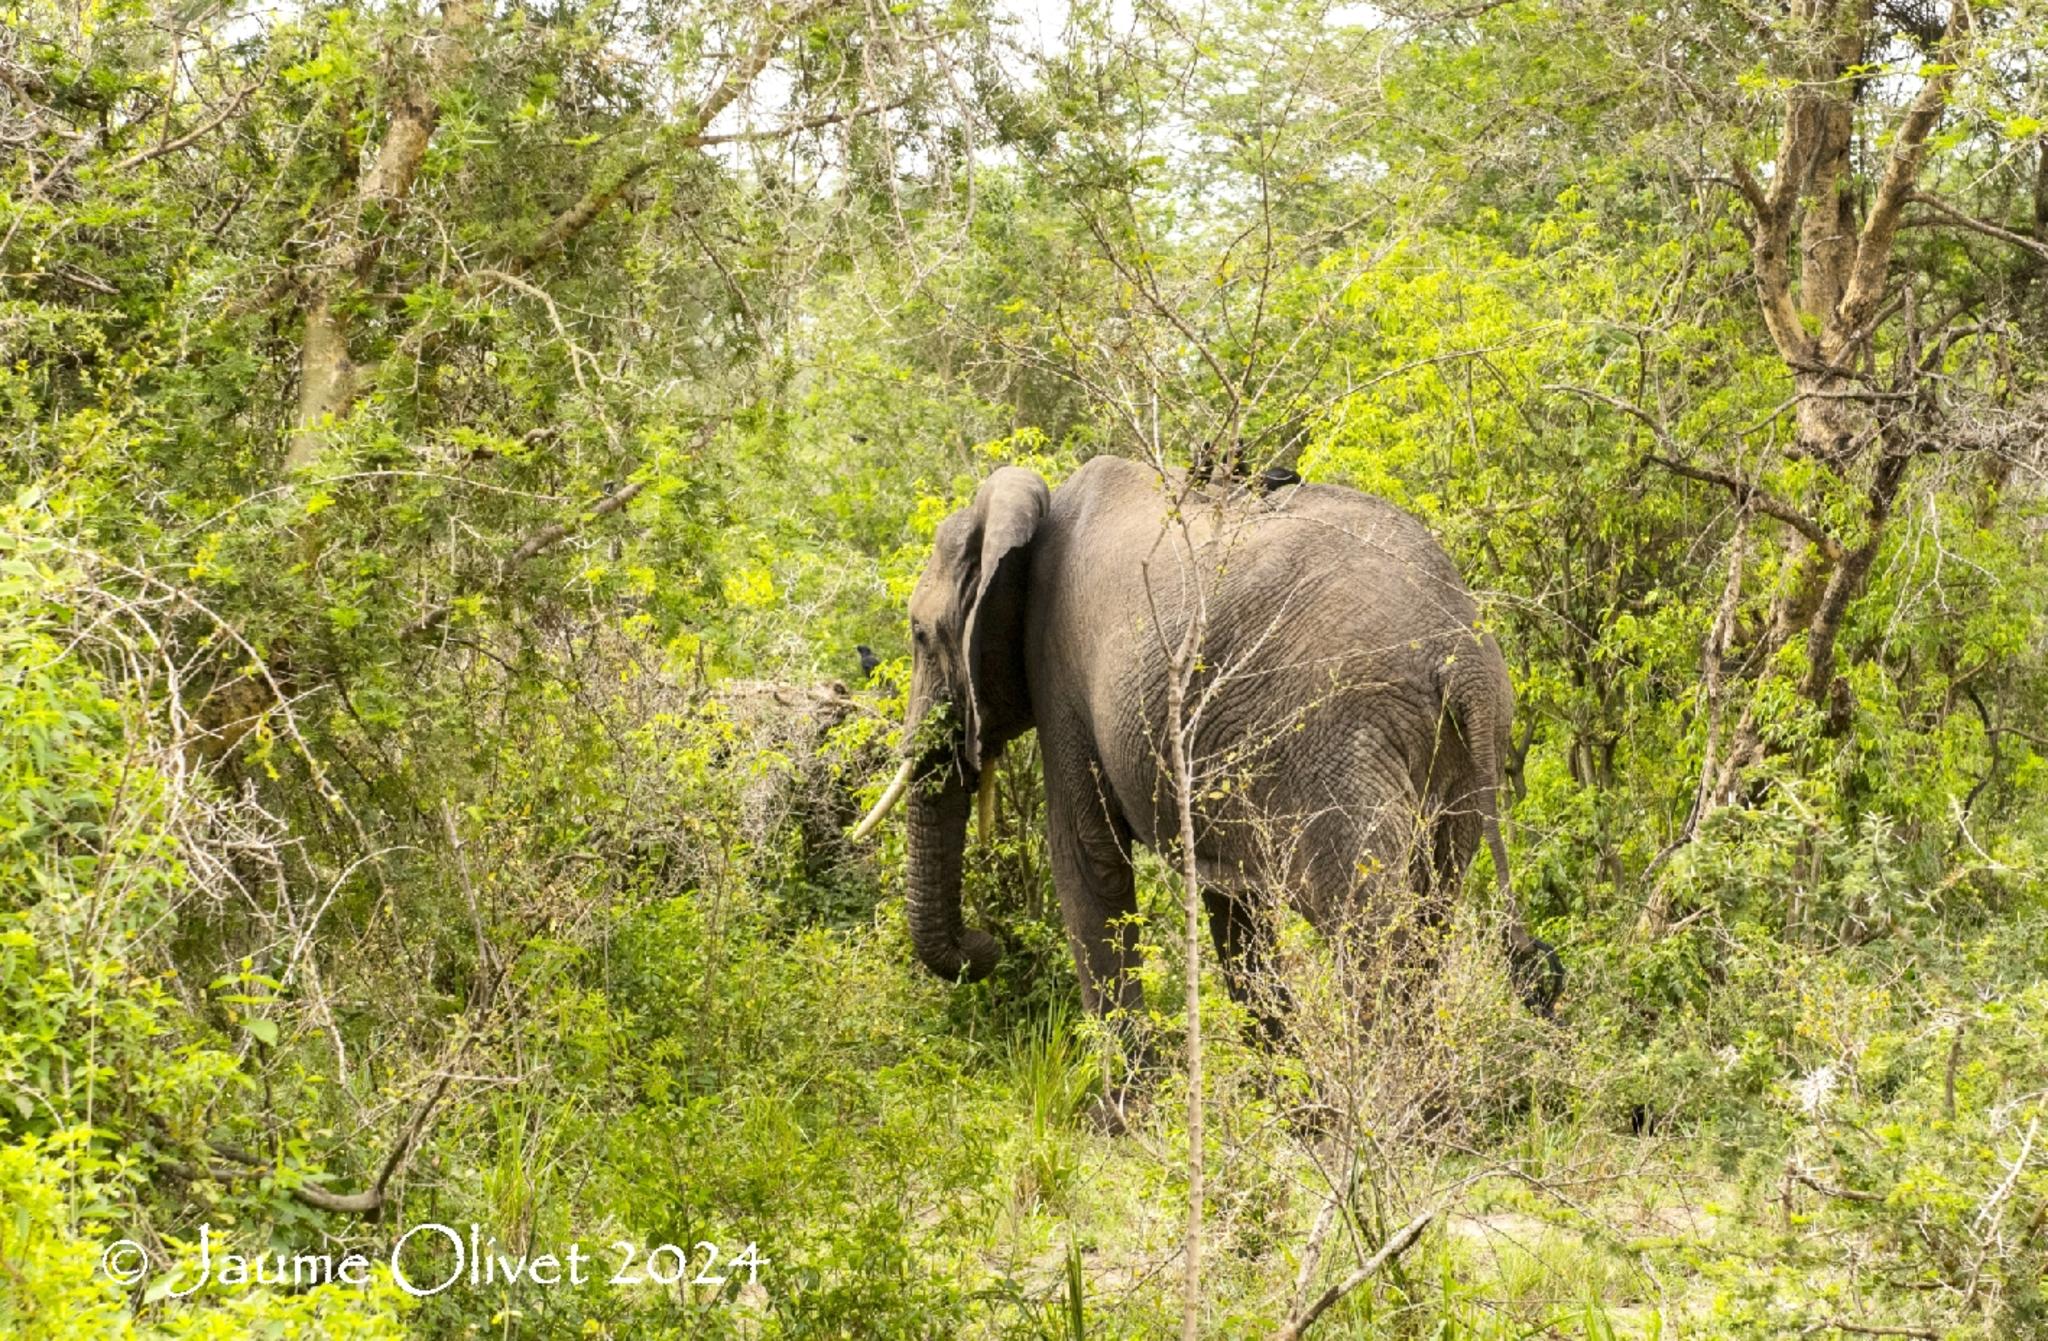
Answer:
xmin=1442 ymin=636 xmax=1516 ymax=910
xmin=1445 ymin=634 xmax=1563 ymax=1014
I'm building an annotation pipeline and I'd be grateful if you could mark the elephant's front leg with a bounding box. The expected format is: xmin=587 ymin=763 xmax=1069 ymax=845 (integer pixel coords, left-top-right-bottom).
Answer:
xmin=1042 ymin=761 xmax=1150 ymax=1126
xmin=1045 ymin=792 xmax=1142 ymax=1023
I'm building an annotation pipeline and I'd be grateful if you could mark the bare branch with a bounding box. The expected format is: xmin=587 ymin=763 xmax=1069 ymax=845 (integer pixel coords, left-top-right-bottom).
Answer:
xmin=689 ymin=99 xmax=901 ymax=147
xmin=1731 ymin=61 xmax=1829 ymax=367
xmin=1905 ymin=191 xmax=2048 ymax=263
xmin=504 ymin=0 xmax=857 ymax=276
xmin=507 ymin=159 xmax=659 ymax=277
xmin=403 ymin=478 xmax=648 ymax=638
xmin=1274 ymin=1209 xmax=1434 ymax=1341
xmin=107 ymin=81 xmax=258 ymax=174
xmin=203 ymin=1065 xmax=456 ymax=1216
xmin=1790 ymin=1167 xmax=1885 ymax=1204
xmin=691 ymin=0 xmax=848 ymax=133
xmin=1545 ymin=383 xmax=1842 ymax=557
xmin=1799 ymin=1321 xmax=1938 ymax=1339
xmin=289 ymin=0 xmax=483 ymax=468
xmin=1646 ymin=453 xmax=1842 ymax=560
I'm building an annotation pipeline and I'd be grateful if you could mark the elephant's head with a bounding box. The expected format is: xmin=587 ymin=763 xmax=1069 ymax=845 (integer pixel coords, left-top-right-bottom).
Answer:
xmin=853 ymin=467 xmax=1049 ymax=983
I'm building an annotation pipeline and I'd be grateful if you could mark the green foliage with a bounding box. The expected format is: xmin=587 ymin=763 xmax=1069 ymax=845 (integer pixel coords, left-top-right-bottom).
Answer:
xmin=0 ymin=522 xmax=412 ymax=1335
xmin=2 ymin=0 xmax=2045 ymax=1334
xmin=0 ymin=1130 xmax=412 ymax=1339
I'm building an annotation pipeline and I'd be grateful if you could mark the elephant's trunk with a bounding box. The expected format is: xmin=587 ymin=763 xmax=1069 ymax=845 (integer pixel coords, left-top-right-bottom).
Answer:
xmin=905 ymin=768 xmax=1002 ymax=982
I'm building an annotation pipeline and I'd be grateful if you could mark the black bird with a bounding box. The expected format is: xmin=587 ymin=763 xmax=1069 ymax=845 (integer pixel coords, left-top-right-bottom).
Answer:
xmin=856 ymin=644 xmax=882 ymax=681
xmin=1255 ymin=465 xmax=1302 ymax=494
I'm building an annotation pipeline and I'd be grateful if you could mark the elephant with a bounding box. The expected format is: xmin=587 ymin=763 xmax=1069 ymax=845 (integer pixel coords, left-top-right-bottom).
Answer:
xmin=853 ymin=456 xmax=1562 ymax=1054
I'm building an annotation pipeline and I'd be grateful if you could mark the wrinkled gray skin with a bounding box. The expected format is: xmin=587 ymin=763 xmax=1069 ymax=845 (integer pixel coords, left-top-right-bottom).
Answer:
xmin=897 ymin=457 xmax=1560 ymax=1037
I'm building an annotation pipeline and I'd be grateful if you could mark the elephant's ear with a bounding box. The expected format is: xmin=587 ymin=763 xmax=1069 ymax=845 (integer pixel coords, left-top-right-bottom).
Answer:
xmin=962 ymin=467 xmax=1049 ymax=771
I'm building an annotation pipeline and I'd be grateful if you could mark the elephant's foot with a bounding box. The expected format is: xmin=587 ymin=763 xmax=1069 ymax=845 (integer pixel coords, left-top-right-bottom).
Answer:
xmin=1508 ymin=935 xmax=1565 ymax=1018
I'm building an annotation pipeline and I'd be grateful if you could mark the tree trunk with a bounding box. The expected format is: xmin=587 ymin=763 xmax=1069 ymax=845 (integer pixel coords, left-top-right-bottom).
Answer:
xmin=286 ymin=0 xmax=481 ymax=471
xmin=292 ymin=294 xmax=356 ymax=463
xmin=1689 ymin=0 xmax=1969 ymax=828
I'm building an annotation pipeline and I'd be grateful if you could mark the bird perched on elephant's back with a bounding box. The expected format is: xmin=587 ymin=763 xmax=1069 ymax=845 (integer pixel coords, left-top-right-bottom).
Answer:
xmin=853 ymin=456 xmax=1561 ymax=1062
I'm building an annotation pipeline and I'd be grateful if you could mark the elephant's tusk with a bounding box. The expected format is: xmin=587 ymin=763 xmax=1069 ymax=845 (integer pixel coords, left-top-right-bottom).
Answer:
xmin=977 ymin=761 xmax=998 ymax=845
xmin=851 ymin=757 xmax=916 ymax=842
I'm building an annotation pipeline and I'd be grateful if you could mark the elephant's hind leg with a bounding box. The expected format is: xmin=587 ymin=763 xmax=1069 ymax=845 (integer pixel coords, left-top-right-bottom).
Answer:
xmin=1204 ymin=890 xmax=1292 ymax=1049
xmin=1417 ymin=802 xmax=1479 ymax=931
xmin=1298 ymin=761 xmax=1446 ymax=1006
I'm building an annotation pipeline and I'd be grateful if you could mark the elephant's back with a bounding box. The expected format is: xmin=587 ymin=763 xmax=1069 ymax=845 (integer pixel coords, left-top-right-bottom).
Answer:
xmin=1198 ymin=481 xmax=1484 ymax=693
xmin=1046 ymin=456 xmax=1472 ymax=611
xmin=1033 ymin=454 xmax=1486 ymax=687
xmin=1029 ymin=456 xmax=1496 ymax=852
xmin=1232 ymin=483 xmax=1474 ymax=616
